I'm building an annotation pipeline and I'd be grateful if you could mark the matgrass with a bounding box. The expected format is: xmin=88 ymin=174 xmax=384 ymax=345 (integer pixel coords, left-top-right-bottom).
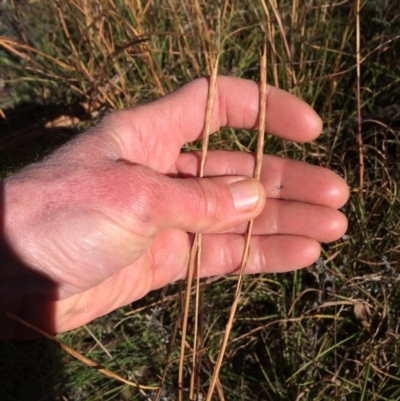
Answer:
xmin=1 ymin=0 xmax=400 ymax=400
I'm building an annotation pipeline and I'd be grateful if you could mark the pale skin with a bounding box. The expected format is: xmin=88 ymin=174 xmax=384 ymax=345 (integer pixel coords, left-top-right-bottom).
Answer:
xmin=0 ymin=76 xmax=349 ymax=340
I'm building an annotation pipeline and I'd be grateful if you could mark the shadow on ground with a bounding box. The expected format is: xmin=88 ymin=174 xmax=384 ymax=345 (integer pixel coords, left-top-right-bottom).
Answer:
xmin=1 ymin=99 xmax=91 ymax=171
xmin=0 ymin=100 xmax=91 ymax=400
xmin=0 ymin=339 xmax=66 ymax=401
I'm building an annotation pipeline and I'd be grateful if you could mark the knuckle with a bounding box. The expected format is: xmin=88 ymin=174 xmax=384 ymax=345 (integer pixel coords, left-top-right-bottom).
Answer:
xmin=200 ymin=178 xmax=225 ymax=222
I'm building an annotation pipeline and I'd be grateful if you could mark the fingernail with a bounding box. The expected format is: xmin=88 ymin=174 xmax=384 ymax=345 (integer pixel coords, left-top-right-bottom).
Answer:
xmin=229 ymin=178 xmax=260 ymax=211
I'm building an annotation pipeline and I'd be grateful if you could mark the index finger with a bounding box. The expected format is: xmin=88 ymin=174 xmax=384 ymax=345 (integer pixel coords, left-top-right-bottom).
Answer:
xmin=108 ymin=76 xmax=322 ymax=168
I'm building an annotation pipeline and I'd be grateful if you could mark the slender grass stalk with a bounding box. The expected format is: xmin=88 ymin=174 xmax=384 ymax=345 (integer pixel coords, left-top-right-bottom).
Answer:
xmin=177 ymin=52 xmax=220 ymax=401
xmin=153 ymin=319 xmax=180 ymax=401
xmin=189 ymin=239 xmax=202 ymax=400
xmin=267 ymin=0 xmax=297 ymax=90
xmin=205 ymin=41 xmax=267 ymax=401
xmin=178 ymin=238 xmax=199 ymax=401
xmin=191 ymin=52 xmax=221 ymax=401
xmin=356 ymin=0 xmax=364 ymax=201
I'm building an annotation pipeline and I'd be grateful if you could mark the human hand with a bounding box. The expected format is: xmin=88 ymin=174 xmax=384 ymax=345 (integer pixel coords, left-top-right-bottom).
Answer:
xmin=0 ymin=76 xmax=349 ymax=339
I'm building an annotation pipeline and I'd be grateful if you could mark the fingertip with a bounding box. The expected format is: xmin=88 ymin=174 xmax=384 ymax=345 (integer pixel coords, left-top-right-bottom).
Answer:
xmin=287 ymin=101 xmax=323 ymax=142
xmin=324 ymin=210 xmax=348 ymax=243
xmin=254 ymin=236 xmax=321 ymax=274
xmin=297 ymin=239 xmax=321 ymax=269
xmin=337 ymin=177 xmax=350 ymax=209
xmin=325 ymin=172 xmax=350 ymax=209
xmin=303 ymin=107 xmax=323 ymax=141
xmin=273 ymin=237 xmax=320 ymax=272
xmin=265 ymin=86 xmax=323 ymax=142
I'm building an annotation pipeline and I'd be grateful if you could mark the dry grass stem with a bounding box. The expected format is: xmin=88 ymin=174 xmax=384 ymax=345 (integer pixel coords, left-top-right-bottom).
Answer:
xmin=355 ymin=0 xmax=364 ymax=201
xmin=205 ymin=41 xmax=268 ymax=401
xmin=178 ymin=239 xmax=198 ymax=401
xmin=266 ymin=0 xmax=297 ymax=89
xmin=177 ymin=52 xmax=220 ymax=401
xmin=153 ymin=320 xmax=180 ymax=401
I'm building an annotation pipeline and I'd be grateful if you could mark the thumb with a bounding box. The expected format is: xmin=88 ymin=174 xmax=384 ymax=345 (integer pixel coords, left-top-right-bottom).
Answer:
xmin=140 ymin=172 xmax=266 ymax=234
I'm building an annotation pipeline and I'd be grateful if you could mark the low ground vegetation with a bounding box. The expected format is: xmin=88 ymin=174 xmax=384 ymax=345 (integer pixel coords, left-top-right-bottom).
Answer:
xmin=1 ymin=1 xmax=399 ymax=400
